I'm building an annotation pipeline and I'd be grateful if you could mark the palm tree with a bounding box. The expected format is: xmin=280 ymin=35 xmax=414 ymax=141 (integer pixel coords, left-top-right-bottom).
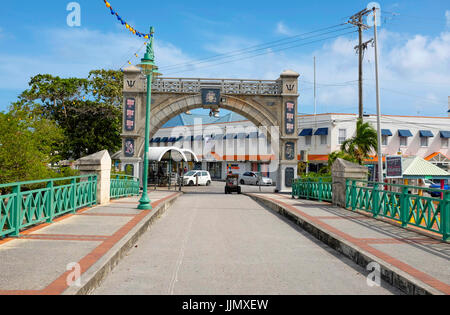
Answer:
xmin=341 ymin=119 xmax=378 ymax=164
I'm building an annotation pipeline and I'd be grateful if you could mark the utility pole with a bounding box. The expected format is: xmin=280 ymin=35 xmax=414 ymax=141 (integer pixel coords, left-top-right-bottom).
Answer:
xmin=373 ymin=7 xmax=384 ymax=184
xmin=348 ymin=9 xmax=371 ymax=121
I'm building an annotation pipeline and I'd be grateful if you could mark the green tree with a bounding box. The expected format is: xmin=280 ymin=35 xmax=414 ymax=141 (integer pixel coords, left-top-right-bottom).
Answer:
xmin=0 ymin=112 xmax=63 ymax=184
xmin=14 ymin=70 xmax=123 ymax=160
xmin=341 ymin=119 xmax=378 ymax=164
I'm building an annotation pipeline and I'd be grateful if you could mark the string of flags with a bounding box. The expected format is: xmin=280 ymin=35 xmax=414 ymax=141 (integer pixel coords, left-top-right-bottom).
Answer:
xmin=119 ymin=41 xmax=148 ymax=72
xmin=103 ymin=0 xmax=154 ymax=39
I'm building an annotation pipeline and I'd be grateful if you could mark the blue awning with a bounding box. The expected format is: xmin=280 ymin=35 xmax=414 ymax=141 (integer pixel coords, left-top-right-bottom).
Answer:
xmin=168 ymin=137 xmax=177 ymax=142
xmin=440 ymin=131 xmax=450 ymax=139
xmin=299 ymin=129 xmax=313 ymax=137
xmin=175 ymin=136 xmax=184 ymax=142
xmin=248 ymin=132 xmax=259 ymax=139
xmin=419 ymin=130 xmax=434 ymax=138
xmin=382 ymin=129 xmax=393 ymax=136
xmin=314 ymin=128 xmax=329 ymax=136
xmin=234 ymin=133 xmax=247 ymax=139
xmin=160 ymin=137 xmax=169 ymax=143
xmin=152 ymin=137 xmax=161 ymax=143
xmin=398 ymin=130 xmax=413 ymax=137
xmin=224 ymin=134 xmax=235 ymax=140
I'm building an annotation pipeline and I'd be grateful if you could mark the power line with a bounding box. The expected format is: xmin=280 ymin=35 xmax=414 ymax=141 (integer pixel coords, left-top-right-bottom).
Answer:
xmin=162 ymin=30 xmax=357 ymax=75
xmin=382 ymin=10 xmax=448 ymax=24
xmin=160 ymin=27 xmax=354 ymax=73
xmin=159 ymin=24 xmax=348 ymax=71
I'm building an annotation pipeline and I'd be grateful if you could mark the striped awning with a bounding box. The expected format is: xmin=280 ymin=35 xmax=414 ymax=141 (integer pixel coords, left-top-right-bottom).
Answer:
xmin=160 ymin=137 xmax=169 ymax=143
xmin=151 ymin=137 xmax=161 ymax=143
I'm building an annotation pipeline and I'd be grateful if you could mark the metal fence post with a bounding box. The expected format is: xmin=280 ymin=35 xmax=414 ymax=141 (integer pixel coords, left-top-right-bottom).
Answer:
xmin=318 ymin=178 xmax=323 ymax=202
xmin=373 ymin=183 xmax=379 ymax=218
xmin=71 ymin=178 xmax=77 ymax=213
xmin=11 ymin=184 xmax=21 ymax=237
xmin=93 ymin=175 xmax=98 ymax=206
xmin=46 ymin=180 xmax=54 ymax=223
xmin=400 ymin=186 xmax=409 ymax=228
xmin=351 ymin=180 xmax=357 ymax=211
xmin=345 ymin=179 xmax=350 ymax=207
xmin=442 ymin=191 xmax=449 ymax=242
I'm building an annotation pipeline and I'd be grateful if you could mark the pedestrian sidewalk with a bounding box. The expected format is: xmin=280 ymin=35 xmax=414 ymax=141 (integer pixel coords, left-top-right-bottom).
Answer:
xmin=248 ymin=193 xmax=450 ymax=295
xmin=0 ymin=191 xmax=181 ymax=295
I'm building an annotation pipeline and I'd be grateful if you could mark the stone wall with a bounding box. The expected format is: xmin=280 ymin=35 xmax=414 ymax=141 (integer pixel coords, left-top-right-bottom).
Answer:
xmin=331 ymin=158 xmax=368 ymax=207
xmin=76 ymin=150 xmax=112 ymax=205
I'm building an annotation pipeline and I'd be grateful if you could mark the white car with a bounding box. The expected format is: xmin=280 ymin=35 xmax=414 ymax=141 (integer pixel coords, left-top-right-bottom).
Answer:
xmin=240 ymin=172 xmax=273 ymax=186
xmin=183 ymin=171 xmax=212 ymax=186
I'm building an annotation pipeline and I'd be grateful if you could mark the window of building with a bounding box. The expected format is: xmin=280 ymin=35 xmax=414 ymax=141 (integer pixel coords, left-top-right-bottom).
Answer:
xmin=442 ymin=138 xmax=449 ymax=148
xmin=382 ymin=135 xmax=389 ymax=146
xmin=420 ymin=137 xmax=429 ymax=147
xmin=305 ymin=136 xmax=312 ymax=146
xmin=338 ymin=129 xmax=347 ymax=145
xmin=400 ymin=137 xmax=408 ymax=147
xmin=320 ymin=135 xmax=327 ymax=145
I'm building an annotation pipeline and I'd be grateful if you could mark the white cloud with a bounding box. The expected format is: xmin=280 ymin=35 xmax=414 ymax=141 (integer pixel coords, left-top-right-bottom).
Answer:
xmin=276 ymin=22 xmax=293 ymax=36
xmin=0 ymin=27 xmax=192 ymax=90
xmin=1 ymin=24 xmax=449 ymax=116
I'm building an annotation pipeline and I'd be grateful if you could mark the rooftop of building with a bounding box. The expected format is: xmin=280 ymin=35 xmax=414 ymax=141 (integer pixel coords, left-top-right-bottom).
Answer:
xmin=161 ymin=112 xmax=449 ymax=129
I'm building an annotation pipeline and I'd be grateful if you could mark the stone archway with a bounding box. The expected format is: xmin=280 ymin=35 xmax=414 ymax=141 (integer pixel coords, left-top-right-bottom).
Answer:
xmin=120 ymin=67 xmax=300 ymax=192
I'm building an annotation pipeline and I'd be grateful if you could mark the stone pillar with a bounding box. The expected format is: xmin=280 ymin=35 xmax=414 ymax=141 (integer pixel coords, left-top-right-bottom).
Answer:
xmin=331 ymin=158 xmax=368 ymax=207
xmin=277 ymin=70 xmax=300 ymax=192
xmin=120 ymin=65 xmax=143 ymax=186
xmin=76 ymin=150 xmax=112 ymax=205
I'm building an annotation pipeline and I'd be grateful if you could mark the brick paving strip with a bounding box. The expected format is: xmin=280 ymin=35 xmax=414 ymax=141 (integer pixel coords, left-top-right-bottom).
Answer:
xmin=0 ymin=191 xmax=182 ymax=295
xmin=247 ymin=193 xmax=450 ymax=295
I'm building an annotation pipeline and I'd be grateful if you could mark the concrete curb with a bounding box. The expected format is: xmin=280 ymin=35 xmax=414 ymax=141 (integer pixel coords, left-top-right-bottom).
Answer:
xmin=63 ymin=193 xmax=182 ymax=295
xmin=246 ymin=193 xmax=444 ymax=296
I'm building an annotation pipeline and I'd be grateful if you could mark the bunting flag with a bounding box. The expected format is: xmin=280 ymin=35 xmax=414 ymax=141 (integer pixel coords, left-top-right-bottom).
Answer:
xmin=103 ymin=0 xmax=153 ymax=39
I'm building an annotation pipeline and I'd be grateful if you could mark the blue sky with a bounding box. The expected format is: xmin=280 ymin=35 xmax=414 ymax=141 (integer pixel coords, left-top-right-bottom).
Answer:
xmin=0 ymin=0 xmax=449 ymax=116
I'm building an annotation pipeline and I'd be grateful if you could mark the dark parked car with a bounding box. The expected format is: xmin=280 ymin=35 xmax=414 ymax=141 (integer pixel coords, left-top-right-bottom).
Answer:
xmin=225 ymin=174 xmax=241 ymax=194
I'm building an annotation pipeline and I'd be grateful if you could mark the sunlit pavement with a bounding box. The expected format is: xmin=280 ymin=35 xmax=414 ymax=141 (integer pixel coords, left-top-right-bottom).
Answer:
xmin=94 ymin=185 xmax=402 ymax=295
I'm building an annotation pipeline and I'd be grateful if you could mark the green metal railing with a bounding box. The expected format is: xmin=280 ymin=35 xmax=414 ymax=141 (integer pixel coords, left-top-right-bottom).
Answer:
xmin=345 ymin=180 xmax=450 ymax=241
xmin=292 ymin=178 xmax=333 ymax=202
xmin=0 ymin=175 xmax=97 ymax=238
xmin=110 ymin=174 xmax=140 ymax=199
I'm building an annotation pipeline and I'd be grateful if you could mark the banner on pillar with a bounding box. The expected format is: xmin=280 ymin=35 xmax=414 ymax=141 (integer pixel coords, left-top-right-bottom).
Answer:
xmin=285 ymin=101 xmax=296 ymax=135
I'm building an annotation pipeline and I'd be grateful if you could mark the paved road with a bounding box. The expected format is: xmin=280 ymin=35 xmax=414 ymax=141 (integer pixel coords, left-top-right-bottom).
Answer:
xmin=94 ymin=184 xmax=401 ymax=295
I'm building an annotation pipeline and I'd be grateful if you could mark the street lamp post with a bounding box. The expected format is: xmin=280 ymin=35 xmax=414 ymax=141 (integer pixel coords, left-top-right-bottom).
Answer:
xmin=138 ymin=27 xmax=158 ymax=210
